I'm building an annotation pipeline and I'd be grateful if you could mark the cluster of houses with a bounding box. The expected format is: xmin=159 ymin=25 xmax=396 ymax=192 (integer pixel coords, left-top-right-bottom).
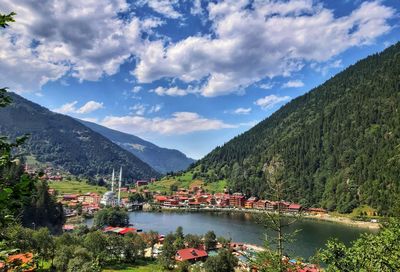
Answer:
xmin=153 ymin=187 xmax=327 ymax=214
xmin=24 ymin=164 xmax=63 ymax=181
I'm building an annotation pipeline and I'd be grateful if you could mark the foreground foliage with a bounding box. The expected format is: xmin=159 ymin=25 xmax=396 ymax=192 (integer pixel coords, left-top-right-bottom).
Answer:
xmin=319 ymin=220 xmax=400 ymax=271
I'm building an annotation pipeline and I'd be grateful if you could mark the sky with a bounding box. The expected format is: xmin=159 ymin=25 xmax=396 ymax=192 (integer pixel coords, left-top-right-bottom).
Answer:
xmin=0 ymin=0 xmax=399 ymax=159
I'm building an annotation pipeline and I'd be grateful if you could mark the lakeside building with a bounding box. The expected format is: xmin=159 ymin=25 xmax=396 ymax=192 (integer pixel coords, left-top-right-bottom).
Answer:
xmin=100 ymin=191 xmax=117 ymax=206
xmin=175 ymin=248 xmax=208 ymax=263
xmin=229 ymin=193 xmax=245 ymax=207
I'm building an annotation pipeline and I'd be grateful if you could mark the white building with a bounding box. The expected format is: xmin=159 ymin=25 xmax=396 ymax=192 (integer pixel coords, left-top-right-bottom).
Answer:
xmin=100 ymin=191 xmax=116 ymax=206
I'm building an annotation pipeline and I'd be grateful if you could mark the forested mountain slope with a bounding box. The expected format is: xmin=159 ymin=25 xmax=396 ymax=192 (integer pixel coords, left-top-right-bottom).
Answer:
xmin=78 ymin=119 xmax=195 ymax=174
xmin=193 ymin=42 xmax=400 ymax=215
xmin=0 ymin=92 xmax=159 ymax=179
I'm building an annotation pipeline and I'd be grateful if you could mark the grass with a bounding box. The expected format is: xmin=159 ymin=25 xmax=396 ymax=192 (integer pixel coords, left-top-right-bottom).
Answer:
xmin=102 ymin=259 xmax=165 ymax=272
xmin=147 ymin=171 xmax=227 ymax=194
xmin=48 ymin=180 xmax=108 ymax=195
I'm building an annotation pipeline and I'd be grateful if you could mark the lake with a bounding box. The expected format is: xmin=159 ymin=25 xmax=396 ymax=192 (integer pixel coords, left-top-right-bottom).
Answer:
xmin=86 ymin=211 xmax=377 ymax=259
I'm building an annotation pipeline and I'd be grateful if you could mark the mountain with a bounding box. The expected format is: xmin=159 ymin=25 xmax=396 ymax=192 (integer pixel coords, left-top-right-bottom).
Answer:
xmin=78 ymin=119 xmax=195 ymax=174
xmin=191 ymin=42 xmax=400 ymax=215
xmin=0 ymin=92 xmax=159 ymax=179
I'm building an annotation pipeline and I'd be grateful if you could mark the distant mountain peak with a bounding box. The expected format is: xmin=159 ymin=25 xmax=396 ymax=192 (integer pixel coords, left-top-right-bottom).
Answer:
xmin=77 ymin=119 xmax=195 ymax=174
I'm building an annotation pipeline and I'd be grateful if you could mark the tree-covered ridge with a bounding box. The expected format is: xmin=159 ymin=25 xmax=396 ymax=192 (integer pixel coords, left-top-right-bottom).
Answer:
xmin=193 ymin=42 xmax=400 ymax=215
xmin=0 ymin=92 xmax=160 ymax=179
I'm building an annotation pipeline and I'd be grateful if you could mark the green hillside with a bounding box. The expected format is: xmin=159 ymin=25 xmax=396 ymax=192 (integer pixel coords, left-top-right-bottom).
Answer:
xmin=189 ymin=43 xmax=400 ymax=215
xmin=0 ymin=92 xmax=160 ymax=180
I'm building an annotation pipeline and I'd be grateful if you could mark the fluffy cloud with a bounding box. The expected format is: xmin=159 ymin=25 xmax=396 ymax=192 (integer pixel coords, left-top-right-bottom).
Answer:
xmin=282 ymin=80 xmax=304 ymax=88
xmin=152 ymin=86 xmax=194 ymax=96
xmin=132 ymin=86 xmax=142 ymax=93
xmin=134 ymin=0 xmax=394 ymax=97
xmin=233 ymin=107 xmax=252 ymax=115
xmin=149 ymin=104 xmax=162 ymax=113
xmin=54 ymin=100 xmax=104 ymax=114
xmin=255 ymin=95 xmax=291 ymax=109
xmin=0 ymin=0 xmax=145 ymax=92
xmin=101 ymin=112 xmax=235 ymax=135
xmin=143 ymin=0 xmax=182 ymax=19
xmin=130 ymin=103 xmax=147 ymax=115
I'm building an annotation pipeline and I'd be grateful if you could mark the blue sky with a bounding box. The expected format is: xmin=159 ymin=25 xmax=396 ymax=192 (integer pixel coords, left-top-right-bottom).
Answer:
xmin=1 ymin=0 xmax=399 ymax=159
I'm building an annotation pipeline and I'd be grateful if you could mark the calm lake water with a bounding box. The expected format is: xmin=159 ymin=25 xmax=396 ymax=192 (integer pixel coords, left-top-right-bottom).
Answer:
xmin=86 ymin=211 xmax=377 ymax=259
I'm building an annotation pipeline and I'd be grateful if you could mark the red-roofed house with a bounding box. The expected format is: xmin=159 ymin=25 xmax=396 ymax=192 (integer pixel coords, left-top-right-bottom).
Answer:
xmin=288 ymin=203 xmax=302 ymax=213
xmin=0 ymin=253 xmax=35 ymax=272
xmin=175 ymin=248 xmax=208 ymax=262
xmin=155 ymin=195 xmax=168 ymax=203
xmin=229 ymin=193 xmax=245 ymax=208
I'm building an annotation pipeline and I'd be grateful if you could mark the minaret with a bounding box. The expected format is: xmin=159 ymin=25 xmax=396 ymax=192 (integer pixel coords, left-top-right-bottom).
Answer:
xmin=118 ymin=166 xmax=122 ymax=206
xmin=111 ymin=168 xmax=115 ymax=192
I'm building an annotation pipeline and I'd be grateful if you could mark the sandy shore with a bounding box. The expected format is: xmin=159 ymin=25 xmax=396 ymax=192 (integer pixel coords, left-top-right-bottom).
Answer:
xmin=303 ymin=213 xmax=380 ymax=230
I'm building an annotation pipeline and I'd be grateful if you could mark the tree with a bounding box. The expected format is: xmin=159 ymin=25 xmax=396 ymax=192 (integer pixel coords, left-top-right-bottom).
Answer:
xmin=252 ymin=156 xmax=301 ymax=272
xmin=122 ymin=233 xmax=146 ymax=263
xmin=0 ymin=12 xmax=15 ymax=28
xmin=84 ymin=231 xmax=108 ymax=264
xmin=204 ymin=249 xmax=238 ymax=272
xmin=93 ymin=207 xmax=129 ymax=228
xmin=318 ymin=219 xmax=400 ymax=272
xmin=129 ymin=193 xmax=144 ymax=203
xmin=184 ymin=234 xmax=202 ymax=249
xmin=177 ymin=260 xmax=190 ymax=272
xmin=32 ymin=227 xmax=55 ymax=268
xmin=204 ymin=230 xmax=217 ymax=250
xmin=158 ymin=233 xmax=176 ymax=269
xmin=217 ymin=236 xmax=231 ymax=248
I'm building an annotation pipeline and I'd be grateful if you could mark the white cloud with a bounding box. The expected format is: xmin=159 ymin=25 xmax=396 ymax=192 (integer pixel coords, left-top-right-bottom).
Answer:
xmin=233 ymin=107 xmax=251 ymax=115
xmin=140 ymin=0 xmax=182 ymax=19
xmin=259 ymin=83 xmax=274 ymax=90
xmin=132 ymin=86 xmax=142 ymax=93
xmin=76 ymin=101 xmax=104 ymax=114
xmin=282 ymin=80 xmax=304 ymax=88
xmin=311 ymin=59 xmax=343 ymax=75
xmin=0 ymin=0 xmax=147 ymax=92
xmin=255 ymin=95 xmax=291 ymax=109
xmin=134 ymin=0 xmax=395 ymax=97
xmin=152 ymin=86 xmax=194 ymax=96
xmin=130 ymin=103 xmax=147 ymax=115
xmin=54 ymin=100 xmax=104 ymax=114
xmin=149 ymin=104 xmax=163 ymax=113
xmin=53 ymin=101 xmax=79 ymax=114
xmin=101 ymin=112 xmax=235 ymax=135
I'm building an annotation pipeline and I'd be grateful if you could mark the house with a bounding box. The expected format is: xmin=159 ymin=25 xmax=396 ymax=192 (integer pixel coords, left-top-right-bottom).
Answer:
xmin=244 ymin=197 xmax=258 ymax=209
xmin=254 ymin=200 xmax=267 ymax=209
xmin=288 ymin=203 xmax=302 ymax=213
xmin=103 ymin=226 xmax=139 ymax=235
xmin=155 ymin=195 xmax=168 ymax=203
xmin=0 ymin=253 xmax=35 ymax=272
xmin=136 ymin=180 xmax=149 ymax=187
xmin=265 ymin=201 xmax=277 ymax=211
xmin=164 ymin=199 xmax=180 ymax=206
xmin=175 ymin=248 xmax=208 ymax=262
xmin=78 ymin=193 xmax=101 ymax=204
xmin=229 ymin=193 xmax=245 ymax=208
xmin=277 ymin=201 xmax=291 ymax=212
xmin=63 ymin=194 xmax=78 ymax=201
xmin=307 ymin=208 xmax=327 ymax=214
xmin=62 ymin=224 xmax=75 ymax=232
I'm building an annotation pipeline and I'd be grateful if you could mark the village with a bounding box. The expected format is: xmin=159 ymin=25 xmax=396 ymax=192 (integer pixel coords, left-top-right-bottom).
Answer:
xmin=49 ymin=171 xmax=324 ymax=272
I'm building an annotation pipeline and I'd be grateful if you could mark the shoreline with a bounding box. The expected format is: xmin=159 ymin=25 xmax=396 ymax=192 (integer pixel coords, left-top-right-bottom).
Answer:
xmin=150 ymin=206 xmax=381 ymax=230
